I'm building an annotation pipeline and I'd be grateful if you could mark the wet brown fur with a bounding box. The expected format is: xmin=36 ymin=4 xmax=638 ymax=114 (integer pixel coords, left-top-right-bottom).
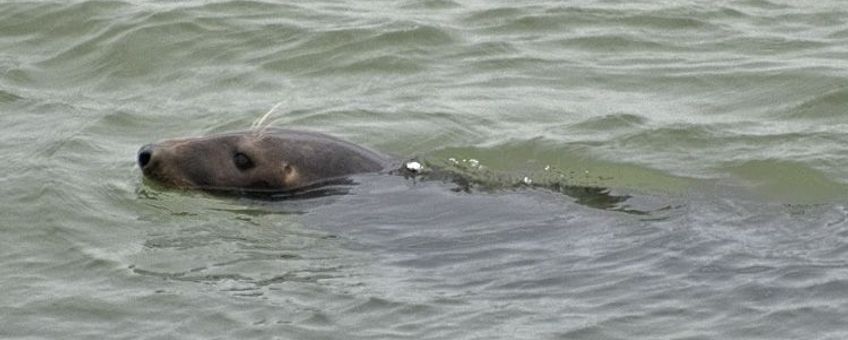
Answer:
xmin=139 ymin=128 xmax=390 ymax=193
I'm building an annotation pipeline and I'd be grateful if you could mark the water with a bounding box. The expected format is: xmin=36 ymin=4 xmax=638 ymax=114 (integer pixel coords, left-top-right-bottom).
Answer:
xmin=3 ymin=0 xmax=848 ymax=338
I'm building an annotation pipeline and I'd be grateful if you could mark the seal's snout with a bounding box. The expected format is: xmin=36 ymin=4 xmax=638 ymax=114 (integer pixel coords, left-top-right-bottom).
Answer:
xmin=138 ymin=144 xmax=154 ymax=169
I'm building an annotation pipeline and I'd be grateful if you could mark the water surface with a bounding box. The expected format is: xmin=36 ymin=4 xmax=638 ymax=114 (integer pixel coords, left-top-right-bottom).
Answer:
xmin=3 ymin=0 xmax=848 ymax=338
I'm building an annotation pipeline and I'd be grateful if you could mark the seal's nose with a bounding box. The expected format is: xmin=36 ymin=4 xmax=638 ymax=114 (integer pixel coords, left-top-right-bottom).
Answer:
xmin=138 ymin=144 xmax=154 ymax=169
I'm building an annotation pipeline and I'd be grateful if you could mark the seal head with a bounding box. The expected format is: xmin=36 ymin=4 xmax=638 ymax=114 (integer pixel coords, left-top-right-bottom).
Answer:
xmin=138 ymin=128 xmax=389 ymax=193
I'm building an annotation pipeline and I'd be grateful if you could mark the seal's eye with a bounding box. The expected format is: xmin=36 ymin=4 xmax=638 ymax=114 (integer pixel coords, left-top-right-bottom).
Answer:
xmin=233 ymin=152 xmax=254 ymax=170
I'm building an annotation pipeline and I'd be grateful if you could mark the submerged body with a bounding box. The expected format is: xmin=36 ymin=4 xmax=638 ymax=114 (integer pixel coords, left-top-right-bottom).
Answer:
xmin=138 ymin=128 xmax=391 ymax=193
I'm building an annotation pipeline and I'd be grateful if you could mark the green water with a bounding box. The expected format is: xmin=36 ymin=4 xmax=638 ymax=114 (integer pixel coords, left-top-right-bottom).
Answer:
xmin=3 ymin=1 xmax=848 ymax=339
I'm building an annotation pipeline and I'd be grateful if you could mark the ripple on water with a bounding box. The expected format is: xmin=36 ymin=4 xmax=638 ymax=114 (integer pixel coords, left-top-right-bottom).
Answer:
xmin=779 ymin=86 xmax=848 ymax=120
xmin=0 ymin=89 xmax=23 ymax=103
xmin=723 ymin=159 xmax=848 ymax=202
xmin=568 ymin=113 xmax=648 ymax=131
xmin=260 ymin=24 xmax=453 ymax=75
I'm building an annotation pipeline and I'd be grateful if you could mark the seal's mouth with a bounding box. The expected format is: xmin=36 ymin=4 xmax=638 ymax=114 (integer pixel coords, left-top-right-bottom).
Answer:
xmin=140 ymin=169 xmax=193 ymax=190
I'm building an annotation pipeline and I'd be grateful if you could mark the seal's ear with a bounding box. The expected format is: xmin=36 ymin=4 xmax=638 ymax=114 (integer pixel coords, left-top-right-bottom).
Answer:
xmin=281 ymin=163 xmax=300 ymax=188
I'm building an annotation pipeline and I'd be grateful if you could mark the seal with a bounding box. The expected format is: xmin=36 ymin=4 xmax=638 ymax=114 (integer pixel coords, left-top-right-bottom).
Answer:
xmin=137 ymin=128 xmax=391 ymax=194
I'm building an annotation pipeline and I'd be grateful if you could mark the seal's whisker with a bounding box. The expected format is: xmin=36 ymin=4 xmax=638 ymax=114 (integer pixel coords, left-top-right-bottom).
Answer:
xmin=252 ymin=102 xmax=283 ymax=132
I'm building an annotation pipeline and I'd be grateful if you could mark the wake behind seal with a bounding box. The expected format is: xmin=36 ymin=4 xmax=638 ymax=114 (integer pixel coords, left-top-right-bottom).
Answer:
xmin=137 ymin=127 xmax=393 ymax=195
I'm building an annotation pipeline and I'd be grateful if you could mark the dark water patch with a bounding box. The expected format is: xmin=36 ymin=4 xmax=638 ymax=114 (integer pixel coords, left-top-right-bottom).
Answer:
xmin=132 ymin=267 xmax=252 ymax=283
xmin=461 ymin=7 xmax=523 ymax=25
xmin=569 ymin=113 xmax=648 ymax=131
xmin=701 ymin=6 xmax=750 ymax=20
xmin=769 ymin=11 xmax=848 ymax=29
xmin=463 ymin=6 xmax=622 ymax=33
xmin=636 ymin=3 xmax=751 ymax=23
xmin=374 ymin=24 xmax=455 ymax=47
xmin=827 ymin=28 xmax=848 ymax=39
xmin=493 ymin=13 xmax=578 ymax=33
xmin=466 ymin=5 xmax=721 ymax=36
xmin=735 ymin=0 xmax=792 ymax=11
xmin=596 ymin=63 xmax=840 ymax=87
xmin=0 ymin=88 xmax=23 ymax=103
xmin=554 ymin=34 xmax=676 ymax=53
xmin=399 ymin=0 xmax=460 ymax=10
xmin=711 ymin=36 xmax=829 ymax=55
xmin=311 ymin=55 xmax=426 ymax=75
xmin=0 ymin=60 xmax=33 ymax=86
xmin=619 ymin=13 xmax=714 ymax=30
xmin=465 ymin=56 xmax=565 ymax=73
xmin=0 ymin=1 xmax=128 ymax=38
xmin=195 ymin=0 xmax=304 ymax=14
xmin=448 ymin=41 xmax=519 ymax=60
